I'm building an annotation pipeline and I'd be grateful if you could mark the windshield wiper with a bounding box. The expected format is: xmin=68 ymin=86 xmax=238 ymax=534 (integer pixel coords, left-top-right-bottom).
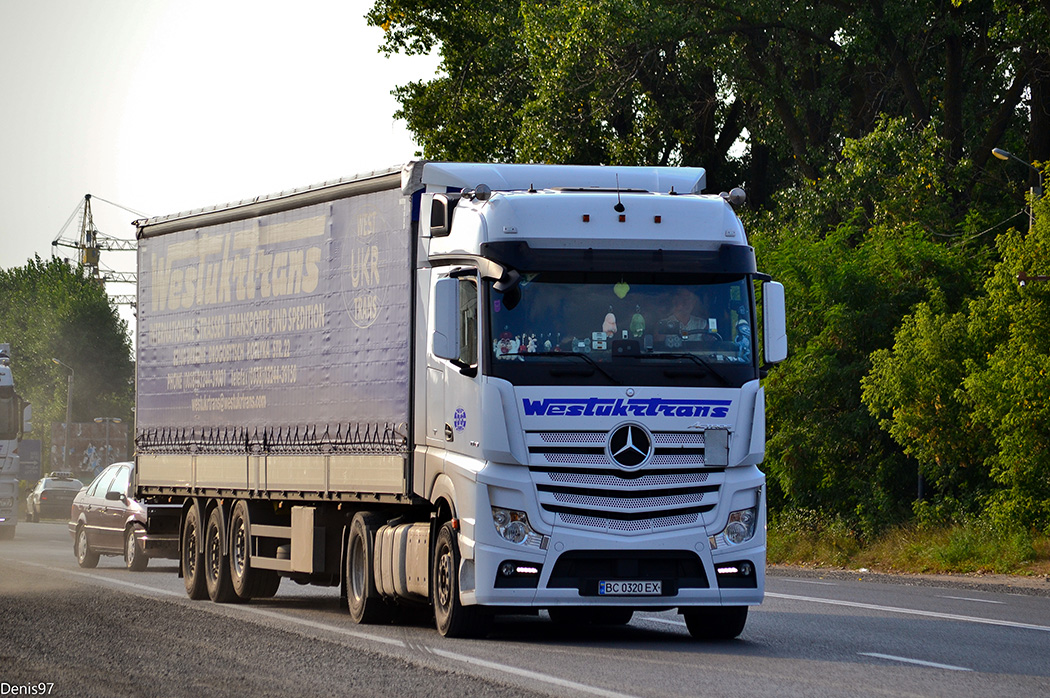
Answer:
xmin=529 ymin=352 xmax=621 ymax=385
xmin=630 ymin=352 xmax=730 ymax=386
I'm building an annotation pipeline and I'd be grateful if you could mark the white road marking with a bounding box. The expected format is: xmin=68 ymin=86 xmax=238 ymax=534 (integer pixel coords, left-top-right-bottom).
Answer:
xmin=778 ymin=578 xmax=838 ymax=586
xmin=5 ymin=557 xmax=641 ymax=698
xmin=859 ymin=652 xmax=972 ymax=672
xmin=936 ymin=595 xmax=1005 ymax=605
xmin=767 ymin=592 xmax=1050 ymax=632
xmin=429 ymin=648 xmax=641 ymax=698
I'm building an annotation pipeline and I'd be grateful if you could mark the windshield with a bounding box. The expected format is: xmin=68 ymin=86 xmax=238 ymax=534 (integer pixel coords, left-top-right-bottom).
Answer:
xmin=486 ymin=272 xmax=757 ymax=387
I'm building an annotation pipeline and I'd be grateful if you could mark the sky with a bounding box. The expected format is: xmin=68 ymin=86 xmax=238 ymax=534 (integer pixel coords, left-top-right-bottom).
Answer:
xmin=0 ymin=0 xmax=438 ymax=331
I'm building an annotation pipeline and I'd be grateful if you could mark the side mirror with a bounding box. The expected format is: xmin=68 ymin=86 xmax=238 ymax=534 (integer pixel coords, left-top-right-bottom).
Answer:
xmin=762 ymin=281 xmax=788 ymax=364
xmin=432 ymin=277 xmax=461 ymax=361
xmin=429 ymin=193 xmax=461 ymax=237
xmin=104 ymin=490 xmax=125 ymax=502
xmin=22 ymin=404 xmax=31 ymax=434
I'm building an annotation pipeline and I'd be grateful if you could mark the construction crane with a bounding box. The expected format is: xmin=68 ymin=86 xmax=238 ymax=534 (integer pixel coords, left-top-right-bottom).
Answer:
xmin=52 ymin=194 xmax=144 ymax=306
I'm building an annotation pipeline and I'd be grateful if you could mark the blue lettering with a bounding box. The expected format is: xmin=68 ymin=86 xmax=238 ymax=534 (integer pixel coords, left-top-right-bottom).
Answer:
xmin=522 ymin=398 xmax=549 ymax=416
xmin=521 ymin=398 xmax=732 ymax=418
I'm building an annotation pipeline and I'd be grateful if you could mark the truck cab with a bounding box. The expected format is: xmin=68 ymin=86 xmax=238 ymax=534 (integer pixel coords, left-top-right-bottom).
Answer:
xmin=411 ymin=163 xmax=786 ymax=636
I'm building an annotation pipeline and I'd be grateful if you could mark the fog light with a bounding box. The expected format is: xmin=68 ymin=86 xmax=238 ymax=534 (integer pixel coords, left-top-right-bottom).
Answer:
xmin=500 ymin=561 xmax=516 ymax=577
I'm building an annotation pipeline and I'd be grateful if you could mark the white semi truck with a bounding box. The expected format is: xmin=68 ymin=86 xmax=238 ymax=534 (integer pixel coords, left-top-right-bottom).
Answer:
xmin=134 ymin=162 xmax=786 ymax=638
xmin=0 ymin=344 xmax=32 ymax=540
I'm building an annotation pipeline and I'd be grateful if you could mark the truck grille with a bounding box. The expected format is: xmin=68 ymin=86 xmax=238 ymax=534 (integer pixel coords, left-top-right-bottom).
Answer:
xmin=527 ymin=429 xmax=725 ymax=534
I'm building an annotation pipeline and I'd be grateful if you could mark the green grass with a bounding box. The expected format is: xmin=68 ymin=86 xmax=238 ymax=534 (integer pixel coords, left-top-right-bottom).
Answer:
xmin=768 ymin=510 xmax=1050 ymax=576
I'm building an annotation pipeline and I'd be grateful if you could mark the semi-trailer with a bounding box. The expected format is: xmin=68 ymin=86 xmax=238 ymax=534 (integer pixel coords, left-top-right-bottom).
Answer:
xmin=134 ymin=161 xmax=786 ymax=638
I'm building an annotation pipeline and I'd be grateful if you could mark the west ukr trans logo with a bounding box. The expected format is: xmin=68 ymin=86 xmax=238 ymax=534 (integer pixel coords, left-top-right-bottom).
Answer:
xmin=522 ymin=397 xmax=731 ymax=418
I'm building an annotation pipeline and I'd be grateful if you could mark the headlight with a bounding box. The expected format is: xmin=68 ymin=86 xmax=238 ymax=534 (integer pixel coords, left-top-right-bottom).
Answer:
xmin=0 ymin=497 xmax=13 ymax=508
xmin=709 ymin=506 xmax=758 ymax=549
xmin=491 ymin=507 xmax=544 ymax=547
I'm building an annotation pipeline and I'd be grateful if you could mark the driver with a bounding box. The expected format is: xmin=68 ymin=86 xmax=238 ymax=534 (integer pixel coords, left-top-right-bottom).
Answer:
xmin=659 ymin=288 xmax=709 ymax=340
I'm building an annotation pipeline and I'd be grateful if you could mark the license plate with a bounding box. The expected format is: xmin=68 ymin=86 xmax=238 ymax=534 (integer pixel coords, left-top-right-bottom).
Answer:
xmin=598 ymin=580 xmax=662 ymax=596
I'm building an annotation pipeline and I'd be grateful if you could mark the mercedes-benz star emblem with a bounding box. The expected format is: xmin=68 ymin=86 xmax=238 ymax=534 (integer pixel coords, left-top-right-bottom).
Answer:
xmin=607 ymin=424 xmax=653 ymax=469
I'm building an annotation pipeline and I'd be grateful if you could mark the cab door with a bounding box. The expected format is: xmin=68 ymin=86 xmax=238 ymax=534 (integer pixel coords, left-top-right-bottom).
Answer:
xmin=428 ymin=268 xmax=484 ymax=464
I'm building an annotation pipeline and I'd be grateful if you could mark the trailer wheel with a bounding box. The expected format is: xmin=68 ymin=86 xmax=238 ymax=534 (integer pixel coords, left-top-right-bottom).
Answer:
xmin=228 ymin=500 xmax=278 ymax=600
xmin=253 ymin=569 xmax=282 ymax=598
xmin=204 ymin=506 xmax=239 ymax=603
xmin=74 ymin=525 xmax=98 ymax=568
xmin=682 ymin=606 xmax=748 ymax=640
xmin=432 ymin=522 xmax=491 ymax=638
xmin=124 ymin=525 xmax=149 ymax=572
xmin=181 ymin=505 xmax=208 ymax=599
xmin=346 ymin=512 xmax=391 ymax=624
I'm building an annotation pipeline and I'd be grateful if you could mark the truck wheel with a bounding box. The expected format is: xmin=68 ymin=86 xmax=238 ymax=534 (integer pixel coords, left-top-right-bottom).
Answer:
xmin=346 ymin=512 xmax=392 ymax=624
xmin=432 ymin=522 xmax=491 ymax=638
xmin=682 ymin=606 xmax=748 ymax=640
xmin=124 ymin=525 xmax=149 ymax=571
xmin=74 ymin=525 xmax=99 ymax=567
xmin=204 ymin=507 xmax=238 ymax=603
xmin=181 ymin=505 xmax=208 ymax=599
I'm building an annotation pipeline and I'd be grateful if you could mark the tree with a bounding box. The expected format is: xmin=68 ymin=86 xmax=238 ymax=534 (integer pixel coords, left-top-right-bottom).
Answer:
xmin=367 ymin=0 xmax=1048 ymax=205
xmin=0 ymin=256 xmax=134 ymax=471
xmin=866 ymin=183 xmax=1050 ymax=532
xmin=752 ymin=119 xmax=986 ymax=533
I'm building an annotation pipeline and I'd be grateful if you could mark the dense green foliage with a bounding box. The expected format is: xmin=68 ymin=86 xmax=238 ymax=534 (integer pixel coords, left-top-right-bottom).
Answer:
xmin=0 ymin=257 xmax=134 ymax=470
xmin=865 ymin=188 xmax=1050 ymax=532
xmin=367 ymin=0 xmax=1050 ymax=534
xmin=368 ymin=0 xmax=1048 ymax=204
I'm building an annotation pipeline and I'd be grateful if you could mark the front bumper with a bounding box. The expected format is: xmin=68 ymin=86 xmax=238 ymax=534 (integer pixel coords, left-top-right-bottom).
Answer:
xmin=468 ymin=524 xmax=765 ymax=607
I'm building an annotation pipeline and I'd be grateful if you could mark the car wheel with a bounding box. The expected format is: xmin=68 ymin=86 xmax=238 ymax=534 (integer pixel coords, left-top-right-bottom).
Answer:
xmin=204 ymin=506 xmax=238 ymax=603
xmin=682 ymin=606 xmax=748 ymax=640
xmin=433 ymin=522 xmax=491 ymax=638
xmin=346 ymin=512 xmax=392 ymax=624
xmin=75 ymin=525 xmax=99 ymax=568
xmin=124 ymin=525 xmax=149 ymax=572
xmin=181 ymin=505 xmax=208 ymax=600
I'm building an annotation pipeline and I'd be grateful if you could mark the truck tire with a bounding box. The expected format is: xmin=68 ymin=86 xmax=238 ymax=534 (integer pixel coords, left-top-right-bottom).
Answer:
xmin=124 ymin=525 xmax=149 ymax=571
xmin=181 ymin=505 xmax=208 ymax=599
xmin=346 ymin=512 xmax=392 ymax=624
xmin=432 ymin=522 xmax=491 ymax=638
xmin=204 ymin=506 xmax=239 ymax=603
xmin=682 ymin=606 xmax=748 ymax=640
xmin=74 ymin=525 xmax=98 ymax=567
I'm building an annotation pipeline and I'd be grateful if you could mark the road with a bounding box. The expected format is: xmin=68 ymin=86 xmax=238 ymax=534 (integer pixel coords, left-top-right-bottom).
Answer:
xmin=2 ymin=521 xmax=1049 ymax=697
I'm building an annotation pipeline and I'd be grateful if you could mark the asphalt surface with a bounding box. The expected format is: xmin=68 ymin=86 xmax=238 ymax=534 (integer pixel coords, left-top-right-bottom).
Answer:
xmin=3 ymin=521 xmax=1050 ymax=697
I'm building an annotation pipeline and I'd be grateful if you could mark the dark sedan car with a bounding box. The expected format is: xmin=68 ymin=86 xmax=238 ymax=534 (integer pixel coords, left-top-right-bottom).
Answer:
xmin=67 ymin=461 xmax=179 ymax=571
xmin=25 ymin=472 xmax=83 ymax=522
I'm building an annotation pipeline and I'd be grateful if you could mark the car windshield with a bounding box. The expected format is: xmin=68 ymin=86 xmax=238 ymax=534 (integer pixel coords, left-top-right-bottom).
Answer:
xmin=486 ymin=272 xmax=757 ymax=387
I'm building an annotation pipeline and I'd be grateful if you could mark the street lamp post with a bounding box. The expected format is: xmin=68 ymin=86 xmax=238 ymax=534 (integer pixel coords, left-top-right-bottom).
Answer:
xmin=52 ymin=358 xmax=74 ymax=471
xmin=992 ymin=147 xmax=1044 ymax=230
xmin=93 ymin=417 xmax=122 ymax=464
